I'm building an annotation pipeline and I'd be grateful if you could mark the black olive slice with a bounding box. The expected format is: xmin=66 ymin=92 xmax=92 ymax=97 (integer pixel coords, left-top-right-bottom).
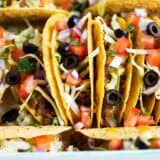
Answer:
xmin=62 ymin=55 xmax=78 ymax=69
xmin=135 ymin=137 xmax=149 ymax=149
xmin=57 ymin=42 xmax=69 ymax=56
xmin=23 ymin=42 xmax=38 ymax=53
xmin=104 ymin=90 xmax=122 ymax=106
xmin=143 ymin=70 xmax=159 ymax=87
xmin=6 ymin=70 xmax=21 ymax=85
xmin=114 ymin=29 xmax=124 ymax=38
xmin=67 ymin=15 xmax=80 ymax=28
xmin=1 ymin=108 xmax=19 ymax=123
xmin=147 ymin=22 xmax=160 ymax=38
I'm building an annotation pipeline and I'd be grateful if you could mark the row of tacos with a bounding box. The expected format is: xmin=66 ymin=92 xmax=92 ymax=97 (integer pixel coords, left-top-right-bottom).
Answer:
xmin=0 ymin=0 xmax=160 ymax=152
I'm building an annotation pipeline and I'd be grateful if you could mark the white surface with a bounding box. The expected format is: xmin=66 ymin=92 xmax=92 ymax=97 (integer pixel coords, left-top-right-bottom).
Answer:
xmin=1 ymin=150 xmax=160 ymax=160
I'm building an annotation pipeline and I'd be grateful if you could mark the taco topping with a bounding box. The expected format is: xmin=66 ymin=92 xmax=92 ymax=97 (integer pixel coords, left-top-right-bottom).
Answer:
xmin=143 ymin=70 xmax=159 ymax=87
xmin=5 ymin=70 xmax=21 ymax=85
xmin=104 ymin=90 xmax=122 ymax=106
xmin=146 ymin=22 xmax=160 ymax=38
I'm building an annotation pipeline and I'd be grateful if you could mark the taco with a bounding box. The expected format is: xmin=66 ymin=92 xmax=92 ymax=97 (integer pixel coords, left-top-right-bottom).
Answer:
xmin=0 ymin=0 xmax=56 ymax=8
xmin=122 ymin=9 xmax=160 ymax=126
xmin=0 ymin=0 xmax=97 ymax=12
xmin=42 ymin=12 xmax=98 ymax=128
xmin=85 ymin=0 xmax=160 ymax=17
xmin=0 ymin=18 xmax=68 ymax=126
xmin=0 ymin=7 xmax=69 ymax=23
xmin=77 ymin=126 xmax=160 ymax=150
xmin=0 ymin=126 xmax=71 ymax=152
xmin=93 ymin=13 xmax=134 ymax=128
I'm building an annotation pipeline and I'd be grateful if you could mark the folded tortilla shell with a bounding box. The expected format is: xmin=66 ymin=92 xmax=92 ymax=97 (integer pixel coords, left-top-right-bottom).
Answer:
xmin=124 ymin=30 xmax=145 ymax=120
xmin=94 ymin=18 xmax=133 ymax=126
xmin=79 ymin=126 xmax=160 ymax=140
xmin=42 ymin=13 xmax=70 ymax=125
xmin=46 ymin=13 xmax=94 ymax=125
xmin=0 ymin=126 xmax=71 ymax=139
xmin=93 ymin=19 xmax=106 ymax=128
xmin=0 ymin=8 xmax=68 ymax=23
xmin=85 ymin=0 xmax=160 ymax=16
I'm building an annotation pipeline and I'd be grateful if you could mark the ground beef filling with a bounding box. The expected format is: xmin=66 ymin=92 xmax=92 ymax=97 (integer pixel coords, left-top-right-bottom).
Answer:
xmin=28 ymin=93 xmax=55 ymax=125
xmin=76 ymin=90 xmax=91 ymax=107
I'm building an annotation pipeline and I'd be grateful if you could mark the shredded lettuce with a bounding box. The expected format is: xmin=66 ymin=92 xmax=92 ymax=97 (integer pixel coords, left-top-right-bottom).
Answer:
xmin=60 ymin=63 xmax=69 ymax=73
xmin=139 ymin=89 xmax=147 ymax=114
xmin=21 ymin=54 xmax=44 ymax=69
xmin=131 ymin=55 xmax=144 ymax=77
xmin=19 ymin=90 xmax=34 ymax=113
xmin=14 ymin=27 xmax=34 ymax=49
xmin=77 ymin=48 xmax=99 ymax=71
xmin=105 ymin=67 xmax=125 ymax=91
xmin=111 ymin=14 xmax=121 ymax=30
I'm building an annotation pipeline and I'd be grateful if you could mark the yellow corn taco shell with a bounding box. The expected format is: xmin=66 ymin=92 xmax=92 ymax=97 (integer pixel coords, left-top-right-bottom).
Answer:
xmin=0 ymin=8 xmax=68 ymax=23
xmin=42 ymin=13 xmax=69 ymax=126
xmin=85 ymin=0 xmax=160 ymax=16
xmin=79 ymin=126 xmax=160 ymax=140
xmin=93 ymin=19 xmax=106 ymax=128
xmin=43 ymin=13 xmax=94 ymax=125
xmin=0 ymin=126 xmax=71 ymax=139
xmin=124 ymin=31 xmax=145 ymax=120
xmin=124 ymin=31 xmax=156 ymax=119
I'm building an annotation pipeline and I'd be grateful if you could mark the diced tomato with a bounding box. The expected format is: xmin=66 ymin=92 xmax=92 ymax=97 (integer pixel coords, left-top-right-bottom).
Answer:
xmin=141 ymin=33 xmax=156 ymax=49
xmin=127 ymin=15 xmax=140 ymax=27
xmin=80 ymin=106 xmax=91 ymax=128
xmin=66 ymin=71 xmax=83 ymax=86
xmin=146 ymin=49 xmax=160 ymax=67
xmin=69 ymin=43 xmax=88 ymax=60
xmin=124 ymin=108 xmax=155 ymax=126
xmin=18 ymin=75 xmax=37 ymax=100
xmin=71 ymin=29 xmax=81 ymax=39
xmin=19 ymin=0 xmax=27 ymax=7
xmin=151 ymin=139 xmax=160 ymax=149
xmin=0 ymin=27 xmax=5 ymax=47
xmin=136 ymin=115 xmax=155 ymax=126
xmin=108 ymin=140 xmax=123 ymax=150
xmin=0 ymin=27 xmax=4 ymax=39
xmin=115 ymin=36 xmax=130 ymax=56
xmin=11 ymin=49 xmax=25 ymax=62
xmin=124 ymin=108 xmax=140 ymax=127
xmin=55 ymin=21 xmax=68 ymax=32
xmin=59 ymin=0 xmax=72 ymax=10
xmin=34 ymin=136 xmax=51 ymax=152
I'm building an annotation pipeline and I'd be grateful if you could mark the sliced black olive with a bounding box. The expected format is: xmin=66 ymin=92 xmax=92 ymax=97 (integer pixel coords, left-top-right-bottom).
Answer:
xmin=62 ymin=55 xmax=78 ymax=69
xmin=104 ymin=90 xmax=122 ymax=106
xmin=114 ymin=29 xmax=125 ymax=38
xmin=143 ymin=70 xmax=159 ymax=87
xmin=147 ymin=22 xmax=160 ymax=38
xmin=1 ymin=108 xmax=19 ymax=123
xmin=67 ymin=15 xmax=80 ymax=28
xmin=57 ymin=42 xmax=69 ymax=56
xmin=6 ymin=70 xmax=21 ymax=85
xmin=135 ymin=137 xmax=149 ymax=149
xmin=23 ymin=42 xmax=38 ymax=53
